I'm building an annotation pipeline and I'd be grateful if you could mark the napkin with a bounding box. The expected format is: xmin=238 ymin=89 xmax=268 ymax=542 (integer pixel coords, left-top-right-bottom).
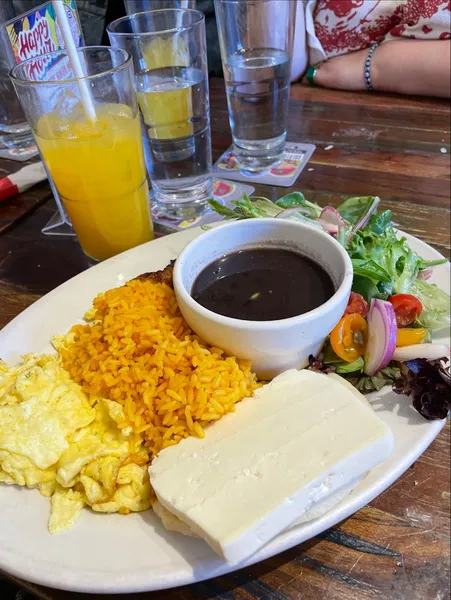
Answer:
xmin=0 ymin=161 xmax=47 ymax=203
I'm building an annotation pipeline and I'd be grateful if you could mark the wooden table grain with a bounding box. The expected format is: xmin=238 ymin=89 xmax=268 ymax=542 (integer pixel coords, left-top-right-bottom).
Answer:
xmin=0 ymin=83 xmax=450 ymax=600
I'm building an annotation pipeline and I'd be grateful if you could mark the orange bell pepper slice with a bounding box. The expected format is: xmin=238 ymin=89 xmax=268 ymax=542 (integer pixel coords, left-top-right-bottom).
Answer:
xmin=330 ymin=313 xmax=368 ymax=363
xmin=396 ymin=328 xmax=427 ymax=347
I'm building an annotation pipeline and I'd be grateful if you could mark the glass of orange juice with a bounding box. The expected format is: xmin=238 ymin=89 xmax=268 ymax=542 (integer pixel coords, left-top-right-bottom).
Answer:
xmin=10 ymin=47 xmax=153 ymax=262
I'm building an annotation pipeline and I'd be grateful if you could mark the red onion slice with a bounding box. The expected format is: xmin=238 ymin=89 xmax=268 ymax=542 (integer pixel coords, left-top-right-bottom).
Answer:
xmin=364 ymin=299 xmax=398 ymax=376
xmin=320 ymin=206 xmax=347 ymax=228
xmin=417 ymin=267 xmax=433 ymax=281
xmin=317 ymin=220 xmax=339 ymax=234
xmin=353 ymin=196 xmax=380 ymax=232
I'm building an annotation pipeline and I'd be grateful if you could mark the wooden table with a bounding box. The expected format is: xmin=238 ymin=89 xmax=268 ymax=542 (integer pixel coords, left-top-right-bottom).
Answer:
xmin=0 ymin=82 xmax=450 ymax=600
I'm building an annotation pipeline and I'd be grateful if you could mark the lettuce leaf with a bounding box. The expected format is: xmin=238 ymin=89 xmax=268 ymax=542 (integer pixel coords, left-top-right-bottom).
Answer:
xmin=351 ymin=276 xmax=387 ymax=303
xmin=320 ymin=343 xmax=364 ymax=374
xmin=351 ymin=259 xmax=391 ymax=283
xmin=336 ymin=358 xmax=365 ymax=374
xmin=207 ymin=199 xmax=240 ymax=218
xmin=337 ymin=196 xmax=379 ymax=226
xmin=410 ymin=279 xmax=451 ymax=330
xmin=354 ymin=366 xmax=401 ymax=393
xmin=232 ymin=194 xmax=278 ymax=218
xmin=275 ymin=192 xmax=322 ymax=218
xmin=347 ymin=226 xmax=423 ymax=296
xmin=366 ymin=210 xmax=393 ymax=235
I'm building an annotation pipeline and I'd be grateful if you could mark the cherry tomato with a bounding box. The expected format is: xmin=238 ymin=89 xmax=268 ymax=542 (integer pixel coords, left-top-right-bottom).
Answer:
xmin=330 ymin=313 xmax=368 ymax=363
xmin=344 ymin=292 xmax=369 ymax=318
xmin=396 ymin=328 xmax=427 ymax=347
xmin=388 ymin=294 xmax=423 ymax=327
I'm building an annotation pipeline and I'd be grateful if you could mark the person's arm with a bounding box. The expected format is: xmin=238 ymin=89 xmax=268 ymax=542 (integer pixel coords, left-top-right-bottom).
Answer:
xmin=314 ymin=40 xmax=451 ymax=98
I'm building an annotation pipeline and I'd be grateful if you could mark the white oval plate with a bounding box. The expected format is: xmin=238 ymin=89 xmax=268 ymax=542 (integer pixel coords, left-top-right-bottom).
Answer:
xmin=0 ymin=229 xmax=449 ymax=594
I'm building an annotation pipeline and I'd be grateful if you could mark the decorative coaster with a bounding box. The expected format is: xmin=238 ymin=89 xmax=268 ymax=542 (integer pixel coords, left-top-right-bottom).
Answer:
xmin=212 ymin=142 xmax=316 ymax=187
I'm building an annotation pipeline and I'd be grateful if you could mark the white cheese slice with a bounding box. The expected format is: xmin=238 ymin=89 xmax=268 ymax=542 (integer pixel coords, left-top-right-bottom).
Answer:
xmin=149 ymin=369 xmax=394 ymax=564
xmin=152 ymin=477 xmax=361 ymax=538
xmin=151 ymin=375 xmax=369 ymax=538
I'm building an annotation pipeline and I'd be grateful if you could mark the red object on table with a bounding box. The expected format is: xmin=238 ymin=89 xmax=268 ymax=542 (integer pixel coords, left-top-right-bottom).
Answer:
xmin=0 ymin=161 xmax=47 ymax=203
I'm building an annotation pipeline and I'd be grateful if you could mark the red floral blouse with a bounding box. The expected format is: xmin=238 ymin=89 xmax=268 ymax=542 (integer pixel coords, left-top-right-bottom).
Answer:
xmin=306 ymin=0 xmax=451 ymax=63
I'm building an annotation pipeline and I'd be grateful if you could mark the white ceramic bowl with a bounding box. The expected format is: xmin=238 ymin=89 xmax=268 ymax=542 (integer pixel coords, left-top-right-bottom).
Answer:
xmin=173 ymin=219 xmax=353 ymax=379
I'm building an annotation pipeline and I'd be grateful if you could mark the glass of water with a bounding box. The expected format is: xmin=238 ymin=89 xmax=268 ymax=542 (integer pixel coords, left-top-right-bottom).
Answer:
xmin=215 ymin=0 xmax=296 ymax=173
xmin=108 ymin=9 xmax=212 ymax=218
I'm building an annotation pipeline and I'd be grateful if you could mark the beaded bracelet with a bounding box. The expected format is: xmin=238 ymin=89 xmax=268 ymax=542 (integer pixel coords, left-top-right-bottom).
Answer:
xmin=364 ymin=43 xmax=379 ymax=91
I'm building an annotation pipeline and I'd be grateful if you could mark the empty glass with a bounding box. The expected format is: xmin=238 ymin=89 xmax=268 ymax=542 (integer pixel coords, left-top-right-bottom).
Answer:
xmin=0 ymin=53 xmax=29 ymax=136
xmin=0 ymin=0 xmax=34 ymax=149
xmin=215 ymin=0 xmax=296 ymax=172
xmin=108 ymin=9 xmax=212 ymax=219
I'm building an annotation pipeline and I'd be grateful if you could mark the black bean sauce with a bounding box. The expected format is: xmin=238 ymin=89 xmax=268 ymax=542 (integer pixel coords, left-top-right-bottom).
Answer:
xmin=192 ymin=247 xmax=335 ymax=321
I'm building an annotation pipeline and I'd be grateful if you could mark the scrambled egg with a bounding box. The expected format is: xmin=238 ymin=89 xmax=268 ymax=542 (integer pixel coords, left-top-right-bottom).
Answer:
xmin=0 ymin=353 xmax=152 ymax=533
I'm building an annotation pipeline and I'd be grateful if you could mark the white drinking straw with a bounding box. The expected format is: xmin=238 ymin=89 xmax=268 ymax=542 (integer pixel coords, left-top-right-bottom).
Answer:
xmin=52 ymin=1 xmax=96 ymax=122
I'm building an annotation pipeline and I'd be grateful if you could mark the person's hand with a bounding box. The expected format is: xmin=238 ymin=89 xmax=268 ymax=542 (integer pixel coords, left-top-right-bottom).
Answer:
xmin=313 ymin=49 xmax=370 ymax=91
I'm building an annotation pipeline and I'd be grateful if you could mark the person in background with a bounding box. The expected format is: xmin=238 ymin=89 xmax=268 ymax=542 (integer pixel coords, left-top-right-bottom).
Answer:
xmin=296 ymin=0 xmax=450 ymax=98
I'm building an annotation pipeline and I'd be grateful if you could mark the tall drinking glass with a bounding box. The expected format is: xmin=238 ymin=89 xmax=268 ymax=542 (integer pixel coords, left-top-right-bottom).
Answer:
xmin=10 ymin=46 xmax=153 ymax=262
xmin=108 ymin=9 xmax=212 ymax=218
xmin=0 ymin=52 xmax=30 ymax=137
xmin=0 ymin=0 xmax=34 ymax=149
xmin=124 ymin=1 xmax=196 ymax=14
xmin=215 ymin=0 xmax=296 ymax=172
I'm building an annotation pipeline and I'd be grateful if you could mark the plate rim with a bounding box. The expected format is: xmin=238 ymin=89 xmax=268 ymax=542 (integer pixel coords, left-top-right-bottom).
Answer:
xmin=0 ymin=227 xmax=449 ymax=593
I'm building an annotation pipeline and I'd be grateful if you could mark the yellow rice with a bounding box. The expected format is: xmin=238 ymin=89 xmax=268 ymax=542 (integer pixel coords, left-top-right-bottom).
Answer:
xmin=61 ymin=279 xmax=259 ymax=457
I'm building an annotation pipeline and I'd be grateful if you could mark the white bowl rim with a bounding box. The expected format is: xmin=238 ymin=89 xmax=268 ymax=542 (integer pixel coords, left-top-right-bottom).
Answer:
xmin=173 ymin=218 xmax=353 ymax=331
